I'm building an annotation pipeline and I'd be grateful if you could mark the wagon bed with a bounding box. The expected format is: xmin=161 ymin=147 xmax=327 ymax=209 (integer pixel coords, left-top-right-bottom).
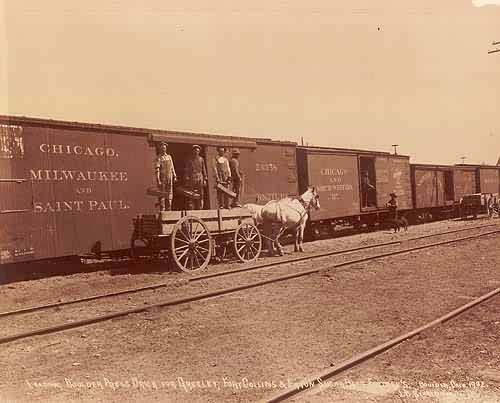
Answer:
xmin=131 ymin=208 xmax=262 ymax=273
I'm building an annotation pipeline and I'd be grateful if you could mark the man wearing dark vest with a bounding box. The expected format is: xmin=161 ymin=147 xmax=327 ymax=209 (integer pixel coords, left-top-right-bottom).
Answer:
xmin=184 ymin=144 xmax=207 ymax=210
xmin=229 ymin=148 xmax=243 ymax=207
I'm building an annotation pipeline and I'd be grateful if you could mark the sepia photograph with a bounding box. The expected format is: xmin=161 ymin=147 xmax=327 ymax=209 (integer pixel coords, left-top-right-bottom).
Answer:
xmin=0 ymin=1 xmax=499 ymax=402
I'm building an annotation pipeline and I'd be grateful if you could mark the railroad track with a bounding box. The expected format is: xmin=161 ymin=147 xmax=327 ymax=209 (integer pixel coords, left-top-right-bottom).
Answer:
xmin=260 ymin=289 xmax=500 ymax=403
xmin=1 ymin=222 xmax=496 ymax=320
xmin=0 ymin=223 xmax=498 ymax=346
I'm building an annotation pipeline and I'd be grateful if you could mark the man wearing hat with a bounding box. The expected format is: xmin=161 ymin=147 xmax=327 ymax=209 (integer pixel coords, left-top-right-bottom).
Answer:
xmin=229 ymin=148 xmax=243 ymax=207
xmin=361 ymin=171 xmax=376 ymax=208
xmin=386 ymin=192 xmax=398 ymax=220
xmin=213 ymin=146 xmax=232 ymax=209
xmin=155 ymin=142 xmax=177 ymax=211
xmin=184 ymin=145 xmax=208 ymax=210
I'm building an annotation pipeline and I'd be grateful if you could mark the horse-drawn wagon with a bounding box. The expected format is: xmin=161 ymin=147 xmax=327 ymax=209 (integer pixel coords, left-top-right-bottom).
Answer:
xmin=130 ymin=207 xmax=262 ymax=273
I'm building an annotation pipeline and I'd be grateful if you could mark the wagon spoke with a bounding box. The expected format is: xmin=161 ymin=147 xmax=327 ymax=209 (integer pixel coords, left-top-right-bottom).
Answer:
xmin=174 ymin=244 xmax=189 ymax=251
xmin=193 ymin=251 xmax=201 ymax=268
xmin=174 ymin=237 xmax=190 ymax=245
xmin=193 ymin=228 xmax=207 ymax=242
xmin=248 ymin=233 xmax=259 ymax=241
xmin=176 ymin=248 xmax=189 ymax=261
xmin=180 ymin=251 xmax=190 ymax=268
xmin=197 ymin=246 xmax=210 ymax=253
xmin=197 ymin=238 xmax=210 ymax=244
xmin=179 ymin=227 xmax=191 ymax=242
xmin=237 ymin=244 xmax=246 ymax=253
xmin=195 ymin=248 xmax=207 ymax=263
xmin=187 ymin=253 xmax=194 ymax=270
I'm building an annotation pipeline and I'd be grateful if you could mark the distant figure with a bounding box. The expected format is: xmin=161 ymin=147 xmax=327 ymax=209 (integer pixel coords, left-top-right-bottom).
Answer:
xmin=155 ymin=142 xmax=177 ymax=211
xmin=184 ymin=145 xmax=207 ymax=210
xmin=229 ymin=148 xmax=243 ymax=207
xmin=361 ymin=171 xmax=376 ymax=208
xmin=487 ymin=194 xmax=499 ymax=219
xmin=214 ymin=147 xmax=232 ymax=209
xmin=386 ymin=192 xmax=398 ymax=220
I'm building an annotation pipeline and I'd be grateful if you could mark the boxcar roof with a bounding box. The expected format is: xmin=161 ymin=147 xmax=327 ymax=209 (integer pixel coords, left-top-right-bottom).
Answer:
xmin=0 ymin=114 xmax=265 ymax=148
xmin=455 ymin=163 xmax=500 ymax=169
xmin=411 ymin=163 xmax=457 ymax=169
xmin=297 ymin=145 xmax=409 ymax=158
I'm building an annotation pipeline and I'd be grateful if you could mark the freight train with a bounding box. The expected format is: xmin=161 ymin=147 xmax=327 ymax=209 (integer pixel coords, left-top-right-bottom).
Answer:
xmin=1 ymin=115 xmax=498 ymax=265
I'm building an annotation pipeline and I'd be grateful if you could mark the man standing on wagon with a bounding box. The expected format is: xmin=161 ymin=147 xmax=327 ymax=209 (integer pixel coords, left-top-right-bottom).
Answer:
xmin=155 ymin=142 xmax=177 ymax=211
xmin=214 ymin=146 xmax=232 ymax=209
xmin=184 ymin=144 xmax=208 ymax=210
xmin=229 ymin=148 xmax=243 ymax=207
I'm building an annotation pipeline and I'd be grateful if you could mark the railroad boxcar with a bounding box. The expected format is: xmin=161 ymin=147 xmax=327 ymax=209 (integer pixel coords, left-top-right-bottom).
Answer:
xmin=410 ymin=164 xmax=457 ymax=220
xmin=454 ymin=164 xmax=500 ymax=195
xmin=453 ymin=165 xmax=478 ymax=201
xmin=296 ymin=146 xmax=412 ymax=236
xmin=0 ymin=116 xmax=293 ymax=265
xmin=410 ymin=163 xmax=500 ymax=220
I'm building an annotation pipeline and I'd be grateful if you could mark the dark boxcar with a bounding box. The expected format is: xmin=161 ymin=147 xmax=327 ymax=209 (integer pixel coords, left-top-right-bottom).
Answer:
xmin=411 ymin=164 xmax=456 ymax=210
xmin=0 ymin=116 xmax=271 ymax=264
xmin=455 ymin=164 xmax=500 ymax=195
xmin=453 ymin=166 xmax=478 ymax=201
xmin=297 ymin=146 xmax=412 ymax=230
xmin=478 ymin=166 xmax=499 ymax=195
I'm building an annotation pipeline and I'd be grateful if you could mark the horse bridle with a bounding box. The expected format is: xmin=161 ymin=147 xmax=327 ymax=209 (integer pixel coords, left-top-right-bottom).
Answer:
xmin=298 ymin=194 xmax=318 ymax=211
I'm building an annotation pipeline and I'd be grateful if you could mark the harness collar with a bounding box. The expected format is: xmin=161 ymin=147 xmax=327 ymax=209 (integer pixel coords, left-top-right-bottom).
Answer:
xmin=298 ymin=196 xmax=309 ymax=209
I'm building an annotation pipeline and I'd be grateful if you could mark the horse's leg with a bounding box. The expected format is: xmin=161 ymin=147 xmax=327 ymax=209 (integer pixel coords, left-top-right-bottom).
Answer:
xmin=263 ymin=221 xmax=274 ymax=256
xmin=275 ymin=226 xmax=286 ymax=256
xmin=294 ymin=227 xmax=300 ymax=252
xmin=297 ymin=224 xmax=303 ymax=252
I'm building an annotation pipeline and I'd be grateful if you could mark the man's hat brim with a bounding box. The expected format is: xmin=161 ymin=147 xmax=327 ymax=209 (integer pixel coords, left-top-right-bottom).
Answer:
xmin=192 ymin=144 xmax=201 ymax=150
xmin=232 ymin=148 xmax=241 ymax=154
xmin=390 ymin=193 xmax=397 ymax=197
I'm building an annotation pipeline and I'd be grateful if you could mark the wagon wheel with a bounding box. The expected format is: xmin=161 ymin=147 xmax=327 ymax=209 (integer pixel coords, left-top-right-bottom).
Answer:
xmin=171 ymin=215 xmax=213 ymax=273
xmin=234 ymin=222 xmax=262 ymax=263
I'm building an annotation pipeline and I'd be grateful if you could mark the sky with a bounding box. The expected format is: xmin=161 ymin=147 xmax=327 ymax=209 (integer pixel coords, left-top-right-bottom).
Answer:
xmin=0 ymin=1 xmax=499 ymax=165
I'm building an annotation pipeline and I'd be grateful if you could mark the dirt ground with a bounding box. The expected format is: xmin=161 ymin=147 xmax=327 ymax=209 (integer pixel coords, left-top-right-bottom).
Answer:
xmin=0 ymin=218 xmax=498 ymax=402
xmin=293 ymin=296 xmax=500 ymax=403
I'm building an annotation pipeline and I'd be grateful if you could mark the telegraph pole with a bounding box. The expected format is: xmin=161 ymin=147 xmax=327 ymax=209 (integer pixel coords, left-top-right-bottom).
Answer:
xmin=460 ymin=156 xmax=466 ymax=164
xmin=391 ymin=144 xmax=399 ymax=155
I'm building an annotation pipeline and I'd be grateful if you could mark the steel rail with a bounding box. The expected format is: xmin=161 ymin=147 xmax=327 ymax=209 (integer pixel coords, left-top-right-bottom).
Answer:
xmin=195 ymin=222 xmax=498 ymax=282
xmin=0 ymin=223 xmax=495 ymax=319
xmin=0 ymin=229 xmax=497 ymax=346
xmin=261 ymin=288 xmax=500 ymax=403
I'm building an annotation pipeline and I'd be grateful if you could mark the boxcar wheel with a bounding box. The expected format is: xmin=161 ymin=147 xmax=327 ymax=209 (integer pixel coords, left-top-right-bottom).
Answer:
xmin=171 ymin=216 xmax=213 ymax=273
xmin=234 ymin=222 xmax=262 ymax=263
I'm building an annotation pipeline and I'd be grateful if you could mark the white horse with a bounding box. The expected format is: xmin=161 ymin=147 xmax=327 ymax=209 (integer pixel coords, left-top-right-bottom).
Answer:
xmin=244 ymin=187 xmax=320 ymax=255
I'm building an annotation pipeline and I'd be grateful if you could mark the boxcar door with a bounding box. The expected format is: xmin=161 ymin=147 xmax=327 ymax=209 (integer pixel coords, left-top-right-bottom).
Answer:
xmin=0 ymin=124 xmax=35 ymax=265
